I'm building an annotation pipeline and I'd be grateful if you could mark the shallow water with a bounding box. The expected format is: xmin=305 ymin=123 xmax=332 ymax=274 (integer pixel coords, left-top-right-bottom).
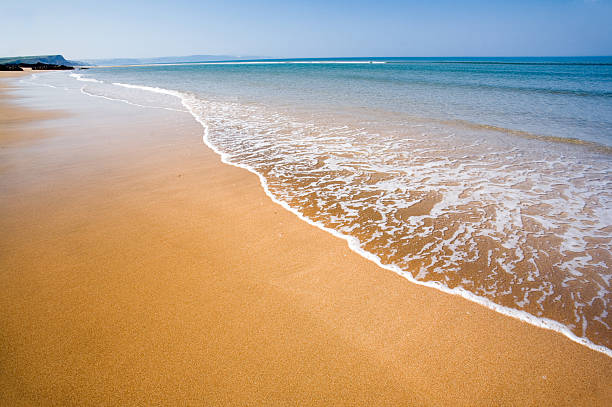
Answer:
xmin=24 ymin=57 xmax=612 ymax=354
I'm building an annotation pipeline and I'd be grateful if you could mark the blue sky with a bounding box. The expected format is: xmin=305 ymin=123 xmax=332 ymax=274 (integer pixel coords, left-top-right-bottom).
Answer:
xmin=2 ymin=0 xmax=612 ymax=59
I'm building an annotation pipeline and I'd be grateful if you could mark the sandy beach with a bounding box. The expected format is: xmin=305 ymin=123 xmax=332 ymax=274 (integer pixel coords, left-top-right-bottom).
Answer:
xmin=0 ymin=71 xmax=611 ymax=405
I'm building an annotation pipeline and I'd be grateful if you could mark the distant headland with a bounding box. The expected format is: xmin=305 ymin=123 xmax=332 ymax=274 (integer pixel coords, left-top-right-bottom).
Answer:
xmin=0 ymin=54 xmax=85 ymax=71
xmin=0 ymin=54 xmax=270 ymax=70
xmin=82 ymin=54 xmax=266 ymax=66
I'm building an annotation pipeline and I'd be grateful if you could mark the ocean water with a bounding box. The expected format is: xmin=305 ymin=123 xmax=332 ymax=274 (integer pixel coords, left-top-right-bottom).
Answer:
xmin=25 ymin=57 xmax=612 ymax=356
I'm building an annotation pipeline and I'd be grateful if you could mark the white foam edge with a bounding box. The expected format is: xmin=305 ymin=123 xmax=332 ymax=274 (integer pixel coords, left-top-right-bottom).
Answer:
xmin=80 ymin=86 xmax=186 ymax=112
xmin=87 ymin=78 xmax=612 ymax=358
xmin=70 ymin=73 xmax=104 ymax=83
xmin=18 ymin=73 xmax=58 ymax=88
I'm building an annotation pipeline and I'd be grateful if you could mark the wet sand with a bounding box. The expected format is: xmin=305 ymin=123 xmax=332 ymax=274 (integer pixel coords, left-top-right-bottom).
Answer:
xmin=1 ymin=72 xmax=611 ymax=405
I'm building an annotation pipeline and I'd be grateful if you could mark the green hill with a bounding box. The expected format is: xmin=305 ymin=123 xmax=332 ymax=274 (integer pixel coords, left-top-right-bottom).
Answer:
xmin=0 ymin=54 xmax=85 ymax=66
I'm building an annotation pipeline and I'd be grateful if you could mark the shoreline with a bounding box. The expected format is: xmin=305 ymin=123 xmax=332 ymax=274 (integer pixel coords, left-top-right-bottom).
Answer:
xmin=190 ymin=87 xmax=612 ymax=358
xmin=1 ymin=72 xmax=611 ymax=405
xmin=111 ymin=74 xmax=612 ymax=356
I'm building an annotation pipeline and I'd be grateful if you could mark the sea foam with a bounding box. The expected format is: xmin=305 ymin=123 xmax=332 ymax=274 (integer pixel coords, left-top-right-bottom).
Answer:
xmin=59 ymin=72 xmax=612 ymax=358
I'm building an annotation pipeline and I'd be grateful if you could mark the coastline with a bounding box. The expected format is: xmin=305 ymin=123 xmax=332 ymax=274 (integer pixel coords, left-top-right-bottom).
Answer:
xmin=1 ymin=72 xmax=611 ymax=405
xmin=110 ymin=73 xmax=612 ymax=354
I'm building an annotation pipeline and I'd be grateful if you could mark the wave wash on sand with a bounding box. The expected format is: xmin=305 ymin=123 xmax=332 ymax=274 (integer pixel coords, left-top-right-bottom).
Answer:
xmin=62 ymin=71 xmax=612 ymax=357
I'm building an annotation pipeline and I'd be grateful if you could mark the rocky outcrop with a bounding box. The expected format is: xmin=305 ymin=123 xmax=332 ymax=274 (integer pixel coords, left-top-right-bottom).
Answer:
xmin=0 ymin=62 xmax=74 ymax=71
xmin=19 ymin=63 xmax=74 ymax=70
xmin=0 ymin=64 xmax=23 ymax=71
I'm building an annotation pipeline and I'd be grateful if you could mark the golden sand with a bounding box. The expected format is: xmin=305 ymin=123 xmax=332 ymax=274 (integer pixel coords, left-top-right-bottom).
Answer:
xmin=0 ymin=73 xmax=611 ymax=405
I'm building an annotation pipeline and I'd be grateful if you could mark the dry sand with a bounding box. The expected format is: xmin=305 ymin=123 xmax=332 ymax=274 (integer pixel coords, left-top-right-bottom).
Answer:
xmin=0 ymin=72 xmax=611 ymax=406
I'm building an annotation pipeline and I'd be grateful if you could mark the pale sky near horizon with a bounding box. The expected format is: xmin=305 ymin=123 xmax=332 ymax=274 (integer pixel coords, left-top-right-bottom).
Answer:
xmin=2 ymin=0 xmax=612 ymax=60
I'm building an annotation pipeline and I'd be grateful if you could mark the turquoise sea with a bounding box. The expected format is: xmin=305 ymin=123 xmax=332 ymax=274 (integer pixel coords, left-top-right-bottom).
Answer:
xmin=91 ymin=56 xmax=612 ymax=147
xmin=27 ymin=57 xmax=612 ymax=355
